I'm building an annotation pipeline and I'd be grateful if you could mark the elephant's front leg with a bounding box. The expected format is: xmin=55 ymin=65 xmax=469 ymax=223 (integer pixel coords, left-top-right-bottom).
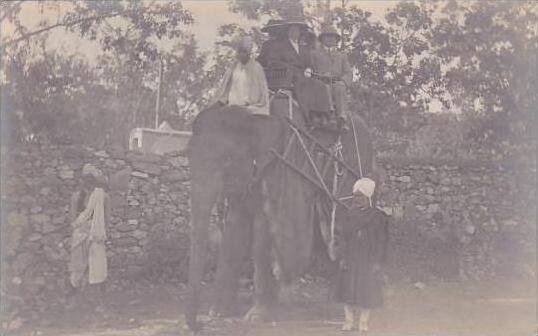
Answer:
xmin=185 ymin=169 xmax=223 ymax=331
xmin=213 ymin=194 xmax=253 ymax=317
xmin=245 ymin=203 xmax=278 ymax=322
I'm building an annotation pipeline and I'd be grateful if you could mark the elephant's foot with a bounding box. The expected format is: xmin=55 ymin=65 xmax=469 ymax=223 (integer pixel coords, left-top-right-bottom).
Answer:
xmin=209 ymin=305 xmax=239 ymax=319
xmin=185 ymin=317 xmax=201 ymax=334
xmin=185 ymin=312 xmax=215 ymax=334
xmin=243 ymin=304 xmax=274 ymax=323
xmin=185 ymin=308 xmax=200 ymax=333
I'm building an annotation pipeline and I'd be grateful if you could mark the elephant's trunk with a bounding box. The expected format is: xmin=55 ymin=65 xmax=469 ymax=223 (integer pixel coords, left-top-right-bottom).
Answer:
xmin=185 ymin=168 xmax=222 ymax=331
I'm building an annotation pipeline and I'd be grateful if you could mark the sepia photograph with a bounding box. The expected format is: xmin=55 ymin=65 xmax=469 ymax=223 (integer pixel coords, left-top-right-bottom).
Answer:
xmin=0 ymin=1 xmax=536 ymax=335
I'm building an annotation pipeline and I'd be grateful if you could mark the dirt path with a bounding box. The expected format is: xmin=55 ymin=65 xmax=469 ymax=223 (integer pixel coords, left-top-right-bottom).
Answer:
xmin=8 ymin=278 xmax=535 ymax=336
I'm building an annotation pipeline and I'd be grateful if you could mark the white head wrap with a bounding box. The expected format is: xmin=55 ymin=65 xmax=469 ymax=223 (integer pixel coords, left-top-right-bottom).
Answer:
xmin=234 ymin=36 xmax=254 ymax=52
xmin=82 ymin=164 xmax=105 ymax=183
xmin=352 ymin=178 xmax=376 ymax=206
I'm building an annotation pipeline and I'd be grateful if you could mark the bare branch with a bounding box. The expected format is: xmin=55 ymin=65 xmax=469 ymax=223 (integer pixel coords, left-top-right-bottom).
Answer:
xmin=0 ymin=1 xmax=24 ymax=23
xmin=1 ymin=6 xmax=180 ymax=50
xmin=1 ymin=10 xmax=124 ymax=50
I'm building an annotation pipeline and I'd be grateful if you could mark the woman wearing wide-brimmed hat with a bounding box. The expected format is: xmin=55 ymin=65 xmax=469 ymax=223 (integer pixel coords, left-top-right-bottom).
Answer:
xmin=260 ymin=18 xmax=287 ymax=36
xmin=257 ymin=19 xmax=287 ymax=67
xmin=257 ymin=17 xmax=333 ymax=119
xmin=257 ymin=17 xmax=311 ymax=75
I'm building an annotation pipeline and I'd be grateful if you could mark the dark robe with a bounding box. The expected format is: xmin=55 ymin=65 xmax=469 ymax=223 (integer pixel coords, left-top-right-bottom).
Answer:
xmin=333 ymin=206 xmax=389 ymax=308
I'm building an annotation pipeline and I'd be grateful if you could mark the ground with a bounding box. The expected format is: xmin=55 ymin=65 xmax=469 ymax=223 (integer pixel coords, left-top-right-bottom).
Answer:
xmin=5 ymin=277 xmax=535 ymax=336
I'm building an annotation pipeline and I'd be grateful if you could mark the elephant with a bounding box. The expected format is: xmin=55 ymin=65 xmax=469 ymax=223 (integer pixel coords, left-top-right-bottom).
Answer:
xmin=185 ymin=93 xmax=375 ymax=331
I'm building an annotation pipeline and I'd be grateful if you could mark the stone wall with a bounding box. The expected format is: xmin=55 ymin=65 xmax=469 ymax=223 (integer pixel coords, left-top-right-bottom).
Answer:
xmin=1 ymin=144 xmax=192 ymax=315
xmin=1 ymin=144 xmax=535 ymax=314
xmin=376 ymin=156 xmax=536 ymax=282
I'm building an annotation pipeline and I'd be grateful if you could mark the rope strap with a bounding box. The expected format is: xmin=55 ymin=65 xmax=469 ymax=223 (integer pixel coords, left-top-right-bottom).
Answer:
xmin=350 ymin=115 xmax=363 ymax=178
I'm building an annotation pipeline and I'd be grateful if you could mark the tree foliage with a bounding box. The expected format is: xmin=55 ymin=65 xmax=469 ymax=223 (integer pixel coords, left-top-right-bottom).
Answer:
xmin=430 ymin=1 xmax=537 ymax=158
xmin=1 ymin=0 xmax=536 ymax=161
xmin=1 ymin=1 xmax=219 ymax=146
xmin=229 ymin=0 xmax=537 ymax=160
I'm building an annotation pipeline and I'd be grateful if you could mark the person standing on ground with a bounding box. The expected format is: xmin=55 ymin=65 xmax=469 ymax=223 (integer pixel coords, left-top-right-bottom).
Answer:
xmin=333 ymin=177 xmax=389 ymax=332
xmin=67 ymin=164 xmax=110 ymax=313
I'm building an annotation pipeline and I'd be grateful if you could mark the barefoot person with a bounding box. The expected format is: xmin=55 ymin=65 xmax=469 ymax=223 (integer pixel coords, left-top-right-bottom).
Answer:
xmin=334 ymin=178 xmax=389 ymax=332
xmin=67 ymin=164 xmax=110 ymax=312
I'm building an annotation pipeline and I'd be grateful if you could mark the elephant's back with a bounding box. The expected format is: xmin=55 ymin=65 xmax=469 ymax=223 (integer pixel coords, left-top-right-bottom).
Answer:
xmin=188 ymin=106 xmax=257 ymax=163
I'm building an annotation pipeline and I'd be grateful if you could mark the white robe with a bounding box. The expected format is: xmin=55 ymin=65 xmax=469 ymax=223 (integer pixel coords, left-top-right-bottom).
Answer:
xmin=69 ymin=188 xmax=108 ymax=287
xmin=212 ymin=59 xmax=270 ymax=115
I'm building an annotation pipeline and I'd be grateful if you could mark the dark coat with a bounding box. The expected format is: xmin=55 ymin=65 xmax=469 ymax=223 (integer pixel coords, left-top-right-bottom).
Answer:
xmin=333 ymin=206 xmax=389 ymax=308
xmin=257 ymin=38 xmax=280 ymax=68
xmin=257 ymin=37 xmax=310 ymax=73
xmin=258 ymin=38 xmax=334 ymax=112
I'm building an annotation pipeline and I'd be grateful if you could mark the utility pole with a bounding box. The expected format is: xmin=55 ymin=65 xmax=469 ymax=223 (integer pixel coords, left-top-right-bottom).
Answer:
xmin=340 ymin=0 xmax=347 ymax=49
xmin=155 ymin=57 xmax=164 ymax=129
xmin=324 ymin=0 xmax=331 ymax=24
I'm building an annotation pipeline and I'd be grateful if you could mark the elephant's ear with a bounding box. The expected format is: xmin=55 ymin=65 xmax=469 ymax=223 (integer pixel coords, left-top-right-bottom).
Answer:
xmin=264 ymin=142 xmax=317 ymax=283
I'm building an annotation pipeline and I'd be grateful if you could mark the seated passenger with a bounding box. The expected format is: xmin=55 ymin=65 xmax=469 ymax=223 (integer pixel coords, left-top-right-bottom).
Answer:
xmin=307 ymin=25 xmax=352 ymax=118
xmin=258 ymin=19 xmax=332 ymax=121
xmin=258 ymin=18 xmax=311 ymax=83
xmin=212 ymin=37 xmax=270 ymax=115
xmin=300 ymin=27 xmax=318 ymax=52
xmin=257 ymin=19 xmax=287 ymax=68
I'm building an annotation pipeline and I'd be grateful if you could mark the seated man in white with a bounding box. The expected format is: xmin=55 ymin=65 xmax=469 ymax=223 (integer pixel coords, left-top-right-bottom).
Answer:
xmin=212 ymin=37 xmax=270 ymax=115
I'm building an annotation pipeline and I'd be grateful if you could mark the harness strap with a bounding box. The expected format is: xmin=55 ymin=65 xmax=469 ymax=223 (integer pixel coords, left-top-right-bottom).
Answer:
xmin=290 ymin=125 xmax=333 ymax=200
xmin=328 ymin=136 xmax=345 ymax=261
xmin=350 ymin=115 xmax=363 ymax=178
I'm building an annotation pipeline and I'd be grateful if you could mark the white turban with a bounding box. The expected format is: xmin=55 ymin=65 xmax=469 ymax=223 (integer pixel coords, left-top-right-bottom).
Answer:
xmin=234 ymin=36 xmax=254 ymax=52
xmin=352 ymin=177 xmax=376 ymax=198
xmin=82 ymin=164 xmax=103 ymax=179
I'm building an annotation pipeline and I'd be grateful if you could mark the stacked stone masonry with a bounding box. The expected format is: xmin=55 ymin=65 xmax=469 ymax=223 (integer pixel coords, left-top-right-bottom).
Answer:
xmin=1 ymin=144 xmax=535 ymax=313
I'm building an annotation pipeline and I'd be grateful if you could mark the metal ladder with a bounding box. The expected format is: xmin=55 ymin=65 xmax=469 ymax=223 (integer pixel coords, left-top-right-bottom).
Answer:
xmin=270 ymin=117 xmax=360 ymax=210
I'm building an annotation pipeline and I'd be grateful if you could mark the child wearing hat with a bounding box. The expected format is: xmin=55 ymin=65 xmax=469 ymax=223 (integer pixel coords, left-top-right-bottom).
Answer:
xmin=307 ymin=24 xmax=352 ymax=119
xmin=333 ymin=178 xmax=389 ymax=332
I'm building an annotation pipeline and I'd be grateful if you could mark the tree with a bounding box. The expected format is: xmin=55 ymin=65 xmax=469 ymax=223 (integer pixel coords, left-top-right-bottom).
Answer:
xmin=317 ymin=2 xmax=438 ymax=133
xmin=229 ymin=0 xmax=304 ymax=20
xmin=2 ymin=41 xmax=112 ymax=144
xmin=430 ymin=0 xmax=537 ymax=160
xmin=1 ymin=1 xmax=219 ymax=145
xmin=1 ymin=1 xmax=192 ymax=50
xmin=228 ymin=0 xmax=537 ymax=160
